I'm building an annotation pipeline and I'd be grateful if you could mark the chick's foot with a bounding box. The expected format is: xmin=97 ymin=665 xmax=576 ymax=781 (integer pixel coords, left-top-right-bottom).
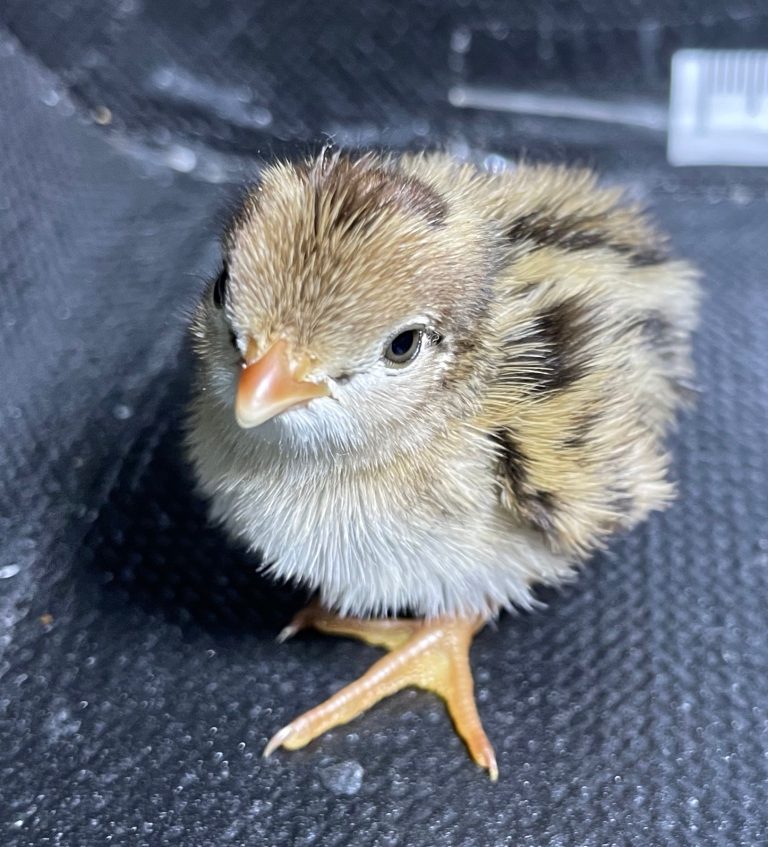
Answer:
xmin=264 ymin=607 xmax=497 ymax=780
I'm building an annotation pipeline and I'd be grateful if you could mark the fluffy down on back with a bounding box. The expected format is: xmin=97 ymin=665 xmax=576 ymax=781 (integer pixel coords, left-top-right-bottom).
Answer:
xmin=186 ymin=151 xmax=698 ymax=618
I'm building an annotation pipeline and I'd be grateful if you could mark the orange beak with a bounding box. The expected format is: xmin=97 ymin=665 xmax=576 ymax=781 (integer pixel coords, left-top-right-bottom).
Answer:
xmin=235 ymin=338 xmax=329 ymax=429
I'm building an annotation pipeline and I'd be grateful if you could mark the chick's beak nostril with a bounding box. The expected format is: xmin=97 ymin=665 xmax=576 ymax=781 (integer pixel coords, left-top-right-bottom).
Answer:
xmin=235 ymin=338 xmax=329 ymax=429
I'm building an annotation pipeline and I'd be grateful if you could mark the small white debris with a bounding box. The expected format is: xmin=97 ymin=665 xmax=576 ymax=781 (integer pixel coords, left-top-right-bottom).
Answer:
xmin=450 ymin=26 xmax=472 ymax=55
xmin=319 ymin=760 xmax=364 ymax=796
xmin=112 ymin=404 xmax=133 ymax=420
xmin=41 ymin=89 xmax=60 ymax=107
xmin=165 ymin=145 xmax=197 ymax=174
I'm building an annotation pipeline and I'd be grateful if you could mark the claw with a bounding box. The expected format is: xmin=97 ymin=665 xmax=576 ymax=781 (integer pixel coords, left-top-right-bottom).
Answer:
xmin=263 ymin=725 xmax=294 ymax=758
xmin=275 ymin=624 xmax=300 ymax=644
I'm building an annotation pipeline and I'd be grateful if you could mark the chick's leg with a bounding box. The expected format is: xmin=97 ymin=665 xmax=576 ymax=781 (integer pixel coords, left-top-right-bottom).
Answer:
xmin=265 ymin=608 xmax=497 ymax=780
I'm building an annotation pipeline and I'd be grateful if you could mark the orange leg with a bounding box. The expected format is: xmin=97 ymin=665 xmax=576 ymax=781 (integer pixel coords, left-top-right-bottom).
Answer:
xmin=265 ymin=604 xmax=497 ymax=781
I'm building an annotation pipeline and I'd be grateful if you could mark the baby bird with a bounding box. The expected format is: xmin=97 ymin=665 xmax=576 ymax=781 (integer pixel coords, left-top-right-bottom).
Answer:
xmin=186 ymin=150 xmax=698 ymax=780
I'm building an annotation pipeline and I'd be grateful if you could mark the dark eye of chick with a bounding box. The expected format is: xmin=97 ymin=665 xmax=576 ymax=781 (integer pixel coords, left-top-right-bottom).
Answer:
xmin=212 ymin=263 xmax=228 ymax=309
xmin=384 ymin=328 xmax=423 ymax=366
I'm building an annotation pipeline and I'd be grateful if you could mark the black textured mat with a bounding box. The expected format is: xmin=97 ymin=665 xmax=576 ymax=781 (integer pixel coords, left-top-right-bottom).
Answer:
xmin=1 ymin=3 xmax=768 ymax=845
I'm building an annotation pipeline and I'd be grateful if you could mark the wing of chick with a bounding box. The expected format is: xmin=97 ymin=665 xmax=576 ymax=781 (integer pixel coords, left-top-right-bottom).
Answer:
xmin=401 ymin=154 xmax=699 ymax=558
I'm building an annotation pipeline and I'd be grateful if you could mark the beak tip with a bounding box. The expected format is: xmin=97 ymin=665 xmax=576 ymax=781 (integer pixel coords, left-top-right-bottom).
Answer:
xmin=234 ymin=405 xmax=261 ymax=430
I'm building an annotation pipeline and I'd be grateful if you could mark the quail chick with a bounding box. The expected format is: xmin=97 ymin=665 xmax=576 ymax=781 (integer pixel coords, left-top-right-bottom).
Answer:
xmin=186 ymin=150 xmax=698 ymax=780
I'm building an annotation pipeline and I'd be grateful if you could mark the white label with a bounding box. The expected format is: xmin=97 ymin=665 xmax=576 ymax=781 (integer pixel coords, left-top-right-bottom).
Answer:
xmin=668 ymin=49 xmax=768 ymax=166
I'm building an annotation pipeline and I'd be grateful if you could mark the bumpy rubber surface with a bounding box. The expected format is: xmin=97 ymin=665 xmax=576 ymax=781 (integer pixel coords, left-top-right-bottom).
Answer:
xmin=1 ymin=2 xmax=767 ymax=845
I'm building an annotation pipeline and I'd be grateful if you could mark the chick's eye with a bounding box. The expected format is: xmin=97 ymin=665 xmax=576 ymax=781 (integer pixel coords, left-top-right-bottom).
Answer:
xmin=212 ymin=264 xmax=228 ymax=309
xmin=384 ymin=328 xmax=423 ymax=366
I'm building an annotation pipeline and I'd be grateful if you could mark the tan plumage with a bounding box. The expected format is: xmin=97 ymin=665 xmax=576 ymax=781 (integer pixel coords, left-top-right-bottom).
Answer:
xmin=185 ymin=149 xmax=698 ymax=775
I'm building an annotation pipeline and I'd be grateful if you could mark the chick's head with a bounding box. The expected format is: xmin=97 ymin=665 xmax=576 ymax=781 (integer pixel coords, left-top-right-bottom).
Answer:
xmin=192 ymin=153 xmax=494 ymax=454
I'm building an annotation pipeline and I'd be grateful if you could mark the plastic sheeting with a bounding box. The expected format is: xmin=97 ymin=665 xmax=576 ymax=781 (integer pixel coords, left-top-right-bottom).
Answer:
xmin=1 ymin=2 xmax=767 ymax=844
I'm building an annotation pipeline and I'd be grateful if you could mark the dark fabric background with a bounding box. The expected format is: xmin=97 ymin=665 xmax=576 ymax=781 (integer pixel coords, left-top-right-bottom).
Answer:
xmin=1 ymin=2 xmax=767 ymax=845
